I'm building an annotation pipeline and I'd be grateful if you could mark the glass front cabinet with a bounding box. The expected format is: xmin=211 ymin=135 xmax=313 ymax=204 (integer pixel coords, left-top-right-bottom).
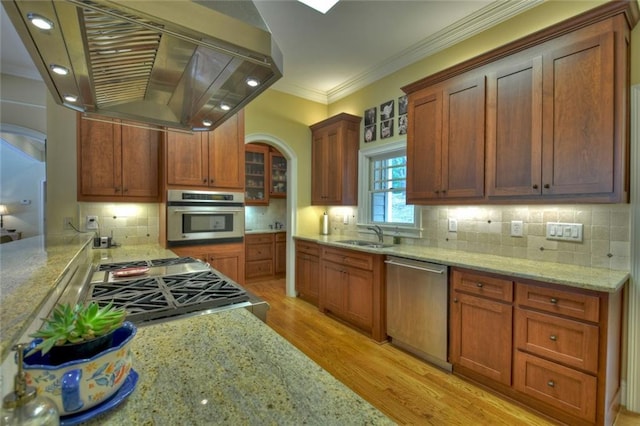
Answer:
xmin=245 ymin=144 xmax=268 ymax=205
xmin=270 ymin=149 xmax=287 ymax=198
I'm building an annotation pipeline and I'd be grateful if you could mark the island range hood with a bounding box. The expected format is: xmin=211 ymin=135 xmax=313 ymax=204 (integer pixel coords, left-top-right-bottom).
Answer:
xmin=2 ymin=0 xmax=283 ymax=131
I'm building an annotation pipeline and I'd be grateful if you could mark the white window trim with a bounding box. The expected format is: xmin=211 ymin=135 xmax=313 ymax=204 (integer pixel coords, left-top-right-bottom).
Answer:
xmin=357 ymin=141 xmax=422 ymax=238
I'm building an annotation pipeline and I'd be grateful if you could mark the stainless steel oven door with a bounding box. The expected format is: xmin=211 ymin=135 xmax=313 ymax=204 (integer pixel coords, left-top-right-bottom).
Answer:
xmin=167 ymin=205 xmax=244 ymax=243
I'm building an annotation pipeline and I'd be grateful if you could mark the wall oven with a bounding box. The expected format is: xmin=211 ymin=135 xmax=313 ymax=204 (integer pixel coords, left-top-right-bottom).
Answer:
xmin=167 ymin=189 xmax=244 ymax=246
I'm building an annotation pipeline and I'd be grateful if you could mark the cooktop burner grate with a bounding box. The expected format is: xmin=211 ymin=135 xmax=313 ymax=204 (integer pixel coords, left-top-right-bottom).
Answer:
xmin=87 ymin=269 xmax=249 ymax=324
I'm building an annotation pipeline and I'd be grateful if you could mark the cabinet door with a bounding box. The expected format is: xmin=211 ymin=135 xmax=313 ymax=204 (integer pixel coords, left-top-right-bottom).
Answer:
xmin=441 ymin=75 xmax=485 ymax=199
xmin=207 ymin=246 xmax=244 ymax=285
xmin=406 ymin=87 xmax=442 ymax=202
xmin=78 ymin=117 xmax=121 ymax=197
xmin=245 ymin=144 xmax=269 ymax=205
xmin=541 ymin=32 xmax=615 ymax=196
xmin=121 ymin=122 xmax=160 ymax=199
xmin=486 ymin=58 xmax=543 ymax=197
xmin=208 ymin=112 xmax=244 ymax=190
xmin=311 ymin=124 xmax=340 ymax=204
xmin=450 ymin=291 xmax=512 ymax=385
xmin=321 ymin=261 xmax=347 ymax=315
xmin=295 ymin=250 xmax=319 ymax=305
xmin=166 ymin=131 xmax=208 ymax=187
xmin=270 ymin=151 xmax=287 ymax=198
xmin=344 ymin=266 xmax=373 ymax=331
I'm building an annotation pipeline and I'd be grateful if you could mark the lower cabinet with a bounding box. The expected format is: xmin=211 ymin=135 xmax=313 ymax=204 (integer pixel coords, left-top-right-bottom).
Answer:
xmin=245 ymin=232 xmax=286 ymax=282
xmin=171 ymin=243 xmax=245 ymax=285
xmin=449 ymin=267 xmax=623 ymax=426
xmin=319 ymin=246 xmax=386 ymax=342
xmin=295 ymin=240 xmax=320 ymax=305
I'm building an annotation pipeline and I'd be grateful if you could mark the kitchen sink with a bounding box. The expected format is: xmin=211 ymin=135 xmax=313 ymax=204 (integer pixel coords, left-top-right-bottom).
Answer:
xmin=336 ymin=240 xmax=392 ymax=249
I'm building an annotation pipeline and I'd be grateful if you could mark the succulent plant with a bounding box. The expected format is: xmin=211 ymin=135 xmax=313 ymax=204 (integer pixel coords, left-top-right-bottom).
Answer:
xmin=27 ymin=301 xmax=126 ymax=356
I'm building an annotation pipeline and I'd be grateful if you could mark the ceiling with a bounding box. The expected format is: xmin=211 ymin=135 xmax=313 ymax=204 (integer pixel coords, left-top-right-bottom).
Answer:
xmin=0 ymin=0 xmax=541 ymax=105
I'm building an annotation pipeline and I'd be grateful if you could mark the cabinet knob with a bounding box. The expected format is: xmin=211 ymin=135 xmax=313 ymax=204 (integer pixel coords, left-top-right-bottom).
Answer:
xmin=549 ymin=335 xmax=557 ymax=341
xmin=476 ymin=282 xmax=483 ymax=288
xmin=203 ymin=178 xmax=207 ymax=183
xmin=441 ymin=189 xmax=446 ymax=194
xmin=123 ymin=188 xmax=128 ymax=193
xmin=532 ymin=184 xmax=539 ymax=189
xmin=434 ymin=190 xmax=440 ymax=194
xmin=544 ymin=184 xmax=550 ymax=189
xmin=114 ymin=187 xmax=120 ymax=192
xmin=210 ymin=179 xmax=215 ymax=184
xmin=547 ymin=380 xmax=555 ymax=388
xmin=453 ymin=298 xmax=458 ymax=303
xmin=550 ymin=297 xmax=558 ymax=304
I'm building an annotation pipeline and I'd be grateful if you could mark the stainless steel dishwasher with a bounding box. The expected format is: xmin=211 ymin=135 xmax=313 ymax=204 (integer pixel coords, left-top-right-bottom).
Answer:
xmin=385 ymin=256 xmax=451 ymax=371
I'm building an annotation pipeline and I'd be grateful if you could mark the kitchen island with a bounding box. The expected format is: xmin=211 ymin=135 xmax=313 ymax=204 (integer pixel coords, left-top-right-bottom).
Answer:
xmin=81 ymin=308 xmax=392 ymax=425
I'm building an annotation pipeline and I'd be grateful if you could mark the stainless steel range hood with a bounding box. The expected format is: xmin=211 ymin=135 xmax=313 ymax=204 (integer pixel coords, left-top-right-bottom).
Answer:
xmin=2 ymin=0 xmax=282 ymax=131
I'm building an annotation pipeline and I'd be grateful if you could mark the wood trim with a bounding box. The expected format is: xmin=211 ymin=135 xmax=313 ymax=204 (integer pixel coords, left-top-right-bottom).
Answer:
xmin=402 ymin=1 xmax=639 ymax=94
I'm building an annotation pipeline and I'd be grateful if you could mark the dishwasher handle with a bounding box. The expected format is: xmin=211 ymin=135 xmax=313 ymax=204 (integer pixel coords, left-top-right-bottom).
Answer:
xmin=384 ymin=259 xmax=445 ymax=274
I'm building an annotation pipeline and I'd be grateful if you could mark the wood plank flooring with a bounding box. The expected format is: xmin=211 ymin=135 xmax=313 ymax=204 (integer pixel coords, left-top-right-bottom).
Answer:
xmin=243 ymin=278 xmax=640 ymax=426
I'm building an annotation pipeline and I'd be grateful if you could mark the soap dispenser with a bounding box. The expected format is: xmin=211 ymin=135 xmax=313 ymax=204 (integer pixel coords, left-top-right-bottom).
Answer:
xmin=1 ymin=343 xmax=59 ymax=426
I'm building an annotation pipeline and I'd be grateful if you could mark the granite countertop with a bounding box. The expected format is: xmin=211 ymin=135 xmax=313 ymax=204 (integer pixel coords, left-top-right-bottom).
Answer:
xmin=245 ymin=228 xmax=286 ymax=234
xmin=294 ymin=234 xmax=629 ymax=293
xmin=83 ymin=309 xmax=392 ymax=425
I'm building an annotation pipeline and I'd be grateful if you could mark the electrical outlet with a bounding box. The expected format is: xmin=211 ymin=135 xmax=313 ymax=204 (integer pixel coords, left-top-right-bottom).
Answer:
xmin=510 ymin=220 xmax=524 ymax=237
xmin=448 ymin=218 xmax=457 ymax=232
xmin=86 ymin=215 xmax=99 ymax=230
xmin=63 ymin=217 xmax=73 ymax=230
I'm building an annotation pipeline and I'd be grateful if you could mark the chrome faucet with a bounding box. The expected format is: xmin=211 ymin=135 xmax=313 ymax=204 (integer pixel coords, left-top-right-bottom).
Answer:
xmin=367 ymin=225 xmax=384 ymax=243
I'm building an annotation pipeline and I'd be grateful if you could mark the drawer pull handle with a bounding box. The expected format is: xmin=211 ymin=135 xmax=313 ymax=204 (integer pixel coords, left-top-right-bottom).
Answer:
xmin=550 ymin=297 xmax=558 ymax=304
xmin=547 ymin=380 xmax=555 ymax=388
xmin=476 ymin=282 xmax=483 ymax=288
xmin=549 ymin=335 xmax=557 ymax=341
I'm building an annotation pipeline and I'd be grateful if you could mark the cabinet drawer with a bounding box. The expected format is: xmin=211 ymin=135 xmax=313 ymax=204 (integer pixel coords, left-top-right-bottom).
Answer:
xmin=516 ymin=283 xmax=600 ymax=322
xmin=245 ymin=234 xmax=274 ymax=244
xmin=275 ymin=232 xmax=286 ymax=242
xmin=246 ymin=243 xmax=273 ymax=261
xmin=322 ymin=247 xmax=373 ymax=271
xmin=452 ymin=268 xmax=513 ymax=302
xmin=514 ymin=351 xmax=596 ymax=423
xmin=296 ymin=241 xmax=319 ymax=256
xmin=246 ymin=260 xmax=273 ymax=278
xmin=515 ymin=309 xmax=599 ymax=373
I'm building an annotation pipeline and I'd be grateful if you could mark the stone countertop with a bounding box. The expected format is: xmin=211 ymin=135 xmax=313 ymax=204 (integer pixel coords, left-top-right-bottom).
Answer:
xmin=245 ymin=228 xmax=286 ymax=234
xmin=294 ymin=234 xmax=629 ymax=293
xmin=82 ymin=309 xmax=392 ymax=425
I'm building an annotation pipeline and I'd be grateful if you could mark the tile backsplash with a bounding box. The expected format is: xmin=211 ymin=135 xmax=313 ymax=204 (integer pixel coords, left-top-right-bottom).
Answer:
xmin=78 ymin=202 xmax=160 ymax=245
xmin=328 ymin=204 xmax=631 ymax=271
xmin=245 ymin=198 xmax=286 ymax=231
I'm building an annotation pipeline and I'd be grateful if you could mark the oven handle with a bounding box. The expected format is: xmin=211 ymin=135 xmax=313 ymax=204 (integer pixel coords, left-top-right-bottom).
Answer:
xmin=170 ymin=209 xmax=244 ymax=214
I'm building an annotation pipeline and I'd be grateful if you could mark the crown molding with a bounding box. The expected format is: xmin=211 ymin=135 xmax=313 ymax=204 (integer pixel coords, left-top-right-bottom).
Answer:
xmin=276 ymin=0 xmax=543 ymax=105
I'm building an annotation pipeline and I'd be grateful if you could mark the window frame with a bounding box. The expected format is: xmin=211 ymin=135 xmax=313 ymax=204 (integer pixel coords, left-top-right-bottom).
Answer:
xmin=357 ymin=140 xmax=422 ymax=238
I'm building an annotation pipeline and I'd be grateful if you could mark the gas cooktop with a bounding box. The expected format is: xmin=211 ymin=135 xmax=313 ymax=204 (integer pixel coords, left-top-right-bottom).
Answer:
xmin=86 ymin=257 xmax=262 ymax=325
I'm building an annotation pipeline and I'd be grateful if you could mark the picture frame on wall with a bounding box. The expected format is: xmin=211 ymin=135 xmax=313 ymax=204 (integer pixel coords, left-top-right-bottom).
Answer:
xmin=381 ymin=119 xmax=393 ymax=139
xmin=364 ymin=106 xmax=377 ymax=142
xmin=398 ymin=95 xmax=408 ymax=135
xmin=380 ymin=99 xmax=394 ymax=139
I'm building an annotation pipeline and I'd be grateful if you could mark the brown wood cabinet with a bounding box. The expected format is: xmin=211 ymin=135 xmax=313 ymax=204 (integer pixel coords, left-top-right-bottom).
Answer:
xmin=245 ymin=144 xmax=269 ymax=205
xmin=171 ymin=243 xmax=245 ymax=285
xmin=245 ymin=232 xmax=286 ymax=282
xmin=449 ymin=266 xmax=624 ymax=426
xmin=166 ymin=111 xmax=244 ymax=190
xmin=295 ymin=240 xmax=320 ymax=306
xmin=269 ymin=148 xmax=287 ymax=198
xmin=406 ymin=74 xmax=485 ymax=203
xmin=319 ymin=245 xmax=385 ymax=341
xmin=450 ymin=268 xmax=513 ymax=386
xmin=310 ymin=113 xmax=361 ymax=206
xmin=404 ymin=4 xmax=636 ymax=204
xmin=78 ymin=115 xmax=161 ymax=202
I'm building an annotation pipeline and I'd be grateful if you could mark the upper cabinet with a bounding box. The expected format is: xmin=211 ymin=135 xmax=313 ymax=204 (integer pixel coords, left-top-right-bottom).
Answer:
xmin=310 ymin=113 xmax=361 ymax=206
xmin=166 ymin=111 xmax=245 ymax=190
xmin=407 ymin=74 xmax=485 ymax=203
xmin=245 ymin=144 xmax=269 ymax=205
xmin=78 ymin=115 xmax=161 ymax=202
xmin=403 ymin=3 xmax=637 ymax=204
xmin=270 ymin=148 xmax=287 ymax=198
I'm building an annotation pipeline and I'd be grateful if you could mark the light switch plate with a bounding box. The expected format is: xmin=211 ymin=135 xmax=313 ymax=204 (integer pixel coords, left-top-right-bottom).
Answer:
xmin=448 ymin=218 xmax=457 ymax=232
xmin=510 ymin=220 xmax=524 ymax=237
xmin=546 ymin=222 xmax=583 ymax=242
xmin=86 ymin=215 xmax=99 ymax=230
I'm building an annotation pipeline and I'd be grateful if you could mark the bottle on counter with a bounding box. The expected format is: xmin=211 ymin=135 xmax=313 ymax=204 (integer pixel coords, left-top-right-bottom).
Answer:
xmin=1 ymin=343 xmax=59 ymax=426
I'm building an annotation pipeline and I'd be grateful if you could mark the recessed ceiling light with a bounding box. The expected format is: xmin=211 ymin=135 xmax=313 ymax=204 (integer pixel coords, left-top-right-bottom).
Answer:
xmin=50 ymin=64 xmax=69 ymax=75
xmin=220 ymin=103 xmax=231 ymax=111
xmin=297 ymin=0 xmax=339 ymax=14
xmin=63 ymin=94 xmax=78 ymax=102
xmin=202 ymin=119 xmax=213 ymax=127
xmin=27 ymin=13 xmax=54 ymax=30
xmin=246 ymin=78 xmax=260 ymax=88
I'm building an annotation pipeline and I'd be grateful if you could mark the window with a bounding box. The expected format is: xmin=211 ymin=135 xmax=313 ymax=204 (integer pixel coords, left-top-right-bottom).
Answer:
xmin=358 ymin=141 xmax=420 ymax=237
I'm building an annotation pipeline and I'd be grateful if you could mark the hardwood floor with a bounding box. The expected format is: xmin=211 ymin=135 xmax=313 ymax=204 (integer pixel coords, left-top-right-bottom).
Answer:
xmin=244 ymin=278 xmax=639 ymax=426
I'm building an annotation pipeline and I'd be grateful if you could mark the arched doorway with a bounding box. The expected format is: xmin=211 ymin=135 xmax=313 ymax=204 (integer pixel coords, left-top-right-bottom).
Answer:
xmin=245 ymin=133 xmax=297 ymax=297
